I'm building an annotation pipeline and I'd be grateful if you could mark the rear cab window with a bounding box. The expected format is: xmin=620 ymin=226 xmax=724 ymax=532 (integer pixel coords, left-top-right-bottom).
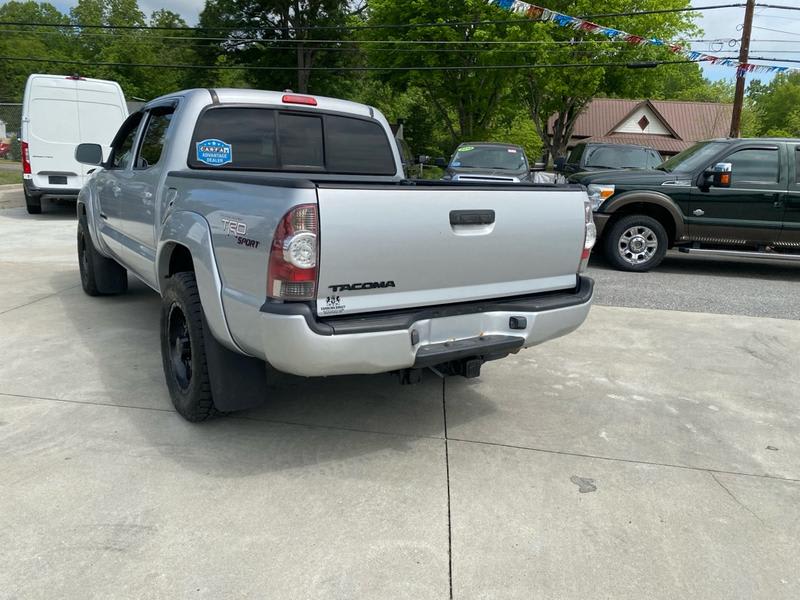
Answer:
xmin=188 ymin=107 xmax=396 ymax=175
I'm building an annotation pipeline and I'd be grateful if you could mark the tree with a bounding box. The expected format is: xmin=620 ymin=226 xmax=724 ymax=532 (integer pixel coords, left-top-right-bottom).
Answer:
xmin=748 ymin=72 xmax=800 ymax=137
xmin=0 ymin=1 xmax=73 ymax=101
xmin=198 ymin=0 xmax=352 ymax=93
xmin=512 ymin=0 xmax=697 ymax=161
xmin=364 ymin=0 xmax=532 ymax=146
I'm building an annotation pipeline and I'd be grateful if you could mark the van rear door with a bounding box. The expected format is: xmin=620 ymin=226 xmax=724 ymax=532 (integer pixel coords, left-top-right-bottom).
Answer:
xmin=26 ymin=76 xmax=80 ymax=192
xmin=25 ymin=75 xmax=127 ymax=193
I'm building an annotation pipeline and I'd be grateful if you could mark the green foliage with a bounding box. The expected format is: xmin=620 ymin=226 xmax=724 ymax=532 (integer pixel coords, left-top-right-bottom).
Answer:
xmin=747 ymin=73 xmax=800 ymax=138
xmin=0 ymin=0 xmax=754 ymax=160
xmin=364 ymin=0 xmax=535 ymax=143
xmin=8 ymin=134 xmax=22 ymax=162
xmin=0 ymin=1 xmax=72 ymax=101
xmin=198 ymin=0 xmax=352 ymax=93
xmin=486 ymin=116 xmax=544 ymax=161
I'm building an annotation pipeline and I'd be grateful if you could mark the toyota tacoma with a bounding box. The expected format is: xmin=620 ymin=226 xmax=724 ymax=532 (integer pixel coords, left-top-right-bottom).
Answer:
xmin=75 ymin=88 xmax=595 ymax=421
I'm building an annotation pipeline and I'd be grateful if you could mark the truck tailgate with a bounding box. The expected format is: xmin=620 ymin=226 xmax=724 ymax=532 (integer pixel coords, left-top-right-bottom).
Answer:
xmin=315 ymin=184 xmax=587 ymax=316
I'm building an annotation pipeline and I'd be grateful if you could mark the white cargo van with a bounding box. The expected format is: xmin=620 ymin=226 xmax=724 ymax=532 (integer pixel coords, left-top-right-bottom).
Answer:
xmin=21 ymin=74 xmax=128 ymax=214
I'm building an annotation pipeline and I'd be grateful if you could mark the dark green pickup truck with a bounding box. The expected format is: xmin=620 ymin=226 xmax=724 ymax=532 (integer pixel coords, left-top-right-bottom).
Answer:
xmin=571 ymin=138 xmax=800 ymax=271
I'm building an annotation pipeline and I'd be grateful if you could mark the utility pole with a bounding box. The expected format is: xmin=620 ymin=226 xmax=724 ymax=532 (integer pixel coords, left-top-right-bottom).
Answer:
xmin=729 ymin=0 xmax=756 ymax=138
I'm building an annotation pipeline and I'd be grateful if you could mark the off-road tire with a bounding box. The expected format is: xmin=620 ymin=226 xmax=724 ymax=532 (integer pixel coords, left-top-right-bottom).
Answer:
xmin=604 ymin=214 xmax=668 ymax=272
xmin=160 ymin=272 xmax=219 ymax=422
xmin=25 ymin=189 xmax=42 ymax=215
xmin=77 ymin=216 xmax=128 ymax=295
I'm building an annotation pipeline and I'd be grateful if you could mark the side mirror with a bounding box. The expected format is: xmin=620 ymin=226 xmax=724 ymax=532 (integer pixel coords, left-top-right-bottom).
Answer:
xmin=553 ymin=156 xmax=566 ymax=172
xmin=712 ymin=162 xmax=732 ymax=187
xmin=433 ymin=157 xmax=447 ymax=168
xmin=704 ymin=162 xmax=732 ymax=188
xmin=531 ymin=161 xmax=546 ymax=172
xmin=75 ymin=143 xmax=104 ymax=166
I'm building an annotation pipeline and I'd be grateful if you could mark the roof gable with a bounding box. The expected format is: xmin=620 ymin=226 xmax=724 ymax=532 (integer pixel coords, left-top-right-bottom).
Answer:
xmin=608 ymin=100 xmax=680 ymax=139
xmin=551 ymin=98 xmax=733 ymax=143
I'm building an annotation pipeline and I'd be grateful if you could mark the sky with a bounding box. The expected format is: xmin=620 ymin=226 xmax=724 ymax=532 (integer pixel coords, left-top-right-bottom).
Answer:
xmin=694 ymin=4 xmax=800 ymax=85
xmin=21 ymin=0 xmax=800 ymax=86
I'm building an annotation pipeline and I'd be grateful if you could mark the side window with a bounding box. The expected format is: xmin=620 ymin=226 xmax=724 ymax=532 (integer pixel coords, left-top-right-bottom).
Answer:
xmin=568 ymin=144 xmax=584 ymax=164
xmin=136 ymin=107 xmax=175 ymax=169
xmin=325 ymin=115 xmax=395 ymax=175
xmin=724 ymin=148 xmax=780 ymax=185
xmin=649 ymin=151 xmax=662 ymax=168
xmin=795 ymin=147 xmax=800 ymax=183
xmin=110 ymin=114 xmax=143 ymax=170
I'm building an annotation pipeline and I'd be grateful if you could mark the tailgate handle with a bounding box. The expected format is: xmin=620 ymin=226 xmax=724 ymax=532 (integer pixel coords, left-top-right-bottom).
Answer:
xmin=450 ymin=210 xmax=495 ymax=226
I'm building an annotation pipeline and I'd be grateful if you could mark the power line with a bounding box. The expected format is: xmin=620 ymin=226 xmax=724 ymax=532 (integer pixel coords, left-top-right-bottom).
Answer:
xmin=0 ymin=5 xmax=749 ymax=32
xmin=751 ymin=24 xmax=800 ymax=36
xmin=0 ymin=54 xmax=703 ymax=71
xmin=756 ymin=3 xmax=800 ymax=10
xmin=0 ymin=27 xmax=737 ymax=47
xmin=747 ymin=56 xmax=800 ymax=63
xmin=578 ymin=3 xmax=745 ymax=18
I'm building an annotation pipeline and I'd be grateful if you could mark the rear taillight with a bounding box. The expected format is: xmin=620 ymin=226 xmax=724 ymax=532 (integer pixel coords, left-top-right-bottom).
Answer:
xmin=21 ymin=141 xmax=31 ymax=175
xmin=267 ymin=204 xmax=319 ymax=300
xmin=579 ymin=199 xmax=596 ymax=273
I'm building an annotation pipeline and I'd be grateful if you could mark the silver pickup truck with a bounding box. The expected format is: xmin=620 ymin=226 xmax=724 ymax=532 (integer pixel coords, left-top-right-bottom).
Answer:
xmin=75 ymin=88 xmax=595 ymax=421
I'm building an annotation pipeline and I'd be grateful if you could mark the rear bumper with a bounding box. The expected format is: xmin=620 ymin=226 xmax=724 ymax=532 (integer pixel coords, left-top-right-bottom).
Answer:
xmin=258 ymin=277 xmax=593 ymax=377
xmin=23 ymin=178 xmax=80 ymax=200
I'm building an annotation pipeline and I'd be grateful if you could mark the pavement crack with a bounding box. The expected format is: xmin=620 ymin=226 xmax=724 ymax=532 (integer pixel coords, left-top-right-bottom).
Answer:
xmin=443 ymin=378 xmax=453 ymax=600
xmin=0 ymin=283 xmax=80 ymax=316
xmin=709 ymin=472 xmax=765 ymax=525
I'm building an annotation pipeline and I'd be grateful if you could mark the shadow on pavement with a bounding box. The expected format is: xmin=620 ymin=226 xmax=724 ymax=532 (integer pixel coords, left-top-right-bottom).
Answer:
xmin=2 ymin=200 xmax=77 ymax=221
xmin=53 ymin=272 xmax=495 ymax=478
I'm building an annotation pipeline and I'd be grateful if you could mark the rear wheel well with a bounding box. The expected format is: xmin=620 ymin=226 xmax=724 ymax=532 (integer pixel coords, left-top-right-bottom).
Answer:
xmin=606 ymin=203 xmax=677 ymax=247
xmin=166 ymin=244 xmax=195 ymax=277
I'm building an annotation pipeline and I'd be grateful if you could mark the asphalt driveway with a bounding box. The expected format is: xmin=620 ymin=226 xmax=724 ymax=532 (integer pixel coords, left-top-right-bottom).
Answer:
xmin=1 ymin=200 xmax=799 ymax=599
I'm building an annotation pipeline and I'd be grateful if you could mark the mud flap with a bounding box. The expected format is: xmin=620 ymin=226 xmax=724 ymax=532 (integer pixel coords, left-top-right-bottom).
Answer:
xmin=203 ymin=330 xmax=268 ymax=412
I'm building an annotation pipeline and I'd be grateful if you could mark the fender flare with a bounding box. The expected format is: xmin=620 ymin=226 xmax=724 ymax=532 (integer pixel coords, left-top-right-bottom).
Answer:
xmin=601 ymin=190 xmax=687 ymax=241
xmin=76 ymin=184 xmax=114 ymax=258
xmin=156 ymin=210 xmax=245 ymax=355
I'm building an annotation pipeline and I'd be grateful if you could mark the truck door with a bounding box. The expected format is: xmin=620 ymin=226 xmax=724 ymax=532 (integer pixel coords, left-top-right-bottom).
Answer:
xmin=690 ymin=144 xmax=786 ymax=245
xmin=118 ymin=103 xmax=177 ymax=286
xmin=781 ymin=144 xmax=800 ymax=247
xmin=94 ymin=112 xmax=144 ymax=258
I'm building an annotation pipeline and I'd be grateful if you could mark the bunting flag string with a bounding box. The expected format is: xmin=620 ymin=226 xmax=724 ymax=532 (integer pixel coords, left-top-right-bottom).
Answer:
xmin=487 ymin=0 xmax=796 ymax=75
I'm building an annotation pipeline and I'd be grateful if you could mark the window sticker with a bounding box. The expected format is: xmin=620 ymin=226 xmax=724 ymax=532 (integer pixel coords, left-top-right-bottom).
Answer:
xmin=196 ymin=138 xmax=233 ymax=166
xmin=458 ymin=146 xmax=475 ymax=152
xmin=452 ymin=161 xmax=461 ymax=167
xmin=507 ymin=148 xmax=517 ymax=153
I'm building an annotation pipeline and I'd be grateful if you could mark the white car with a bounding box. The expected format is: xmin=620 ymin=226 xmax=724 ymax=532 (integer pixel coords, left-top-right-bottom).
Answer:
xmin=21 ymin=74 xmax=128 ymax=214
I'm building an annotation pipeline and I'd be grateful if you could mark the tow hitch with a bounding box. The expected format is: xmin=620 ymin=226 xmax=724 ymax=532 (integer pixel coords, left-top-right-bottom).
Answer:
xmin=398 ymin=357 xmax=484 ymax=385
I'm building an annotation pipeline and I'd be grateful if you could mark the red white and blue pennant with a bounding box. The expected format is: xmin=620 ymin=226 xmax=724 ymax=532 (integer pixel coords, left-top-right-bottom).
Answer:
xmin=487 ymin=0 xmax=794 ymax=76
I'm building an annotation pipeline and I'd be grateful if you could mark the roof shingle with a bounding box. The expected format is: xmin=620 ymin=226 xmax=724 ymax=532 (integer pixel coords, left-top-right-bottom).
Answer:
xmin=549 ymin=98 xmax=733 ymax=152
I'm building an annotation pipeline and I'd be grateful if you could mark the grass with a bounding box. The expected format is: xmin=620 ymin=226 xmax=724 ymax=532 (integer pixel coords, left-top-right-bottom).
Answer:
xmin=0 ymin=171 xmax=21 ymax=185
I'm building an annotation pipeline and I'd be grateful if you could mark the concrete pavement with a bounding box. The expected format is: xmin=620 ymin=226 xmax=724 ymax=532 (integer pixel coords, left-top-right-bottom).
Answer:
xmin=1 ymin=203 xmax=799 ymax=599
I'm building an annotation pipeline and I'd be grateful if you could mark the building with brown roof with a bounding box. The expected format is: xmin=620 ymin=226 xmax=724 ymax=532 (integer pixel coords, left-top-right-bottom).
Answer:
xmin=549 ymin=98 xmax=733 ymax=157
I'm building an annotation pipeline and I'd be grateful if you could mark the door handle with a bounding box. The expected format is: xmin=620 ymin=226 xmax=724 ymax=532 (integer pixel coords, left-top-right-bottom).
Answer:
xmin=693 ymin=209 xmax=704 ymax=217
xmin=450 ymin=210 xmax=495 ymax=226
xmin=99 ymin=212 xmax=108 ymax=220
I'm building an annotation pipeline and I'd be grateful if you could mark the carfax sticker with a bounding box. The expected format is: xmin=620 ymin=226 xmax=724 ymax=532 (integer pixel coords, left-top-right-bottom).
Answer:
xmin=196 ymin=138 xmax=232 ymax=166
xmin=458 ymin=146 xmax=475 ymax=152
